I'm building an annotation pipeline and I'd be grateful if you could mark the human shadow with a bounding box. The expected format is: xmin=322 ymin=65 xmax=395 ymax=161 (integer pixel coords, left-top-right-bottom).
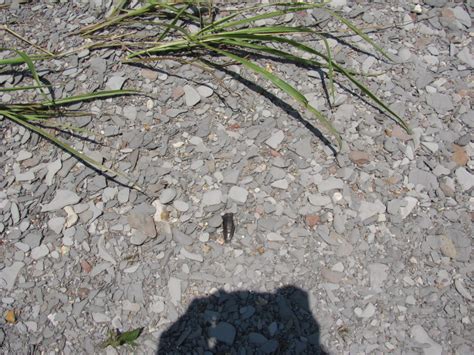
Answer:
xmin=157 ymin=285 xmax=329 ymax=355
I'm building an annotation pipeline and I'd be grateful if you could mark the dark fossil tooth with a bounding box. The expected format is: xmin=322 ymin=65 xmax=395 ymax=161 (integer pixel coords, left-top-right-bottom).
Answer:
xmin=222 ymin=213 xmax=235 ymax=242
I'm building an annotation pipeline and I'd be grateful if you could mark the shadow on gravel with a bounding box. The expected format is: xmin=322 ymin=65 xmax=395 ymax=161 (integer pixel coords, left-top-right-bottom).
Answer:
xmin=157 ymin=285 xmax=329 ymax=355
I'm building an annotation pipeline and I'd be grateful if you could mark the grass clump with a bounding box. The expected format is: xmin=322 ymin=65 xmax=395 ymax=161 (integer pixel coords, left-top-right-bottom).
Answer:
xmin=81 ymin=0 xmax=411 ymax=149
xmin=0 ymin=48 xmax=141 ymax=189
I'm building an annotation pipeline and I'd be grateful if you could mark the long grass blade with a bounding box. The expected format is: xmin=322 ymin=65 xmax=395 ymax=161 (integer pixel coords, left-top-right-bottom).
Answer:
xmin=200 ymin=42 xmax=341 ymax=146
xmin=1 ymin=110 xmax=142 ymax=191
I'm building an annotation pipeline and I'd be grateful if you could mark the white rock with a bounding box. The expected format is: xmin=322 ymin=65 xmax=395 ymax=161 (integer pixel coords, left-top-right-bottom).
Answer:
xmin=168 ymin=277 xmax=182 ymax=306
xmin=354 ymin=303 xmax=376 ymax=318
xmin=228 ymin=186 xmax=248 ymax=204
xmin=267 ymin=232 xmax=285 ymax=242
xmin=455 ymin=168 xmax=474 ymax=191
xmin=400 ymin=196 xmax=418 ymax=219
xmin=183 ymin=85 xmax=201 ymax=106
xmin=64 ymin=206 xmax=78 ymax=228
xmin=265 ymin=130 xmax=284 ymax=150
xmin=271 ymin=179 xmax=288 ymax=190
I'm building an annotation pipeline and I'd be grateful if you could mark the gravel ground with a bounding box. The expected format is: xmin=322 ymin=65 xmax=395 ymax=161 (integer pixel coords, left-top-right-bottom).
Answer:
xmin=0 ymin=0 xmax=473 ymax=354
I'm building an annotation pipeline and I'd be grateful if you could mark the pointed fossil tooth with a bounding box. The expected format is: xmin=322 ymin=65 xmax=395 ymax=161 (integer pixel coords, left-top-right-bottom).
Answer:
xmin=222 ymin=213 xmax=235 ymax=242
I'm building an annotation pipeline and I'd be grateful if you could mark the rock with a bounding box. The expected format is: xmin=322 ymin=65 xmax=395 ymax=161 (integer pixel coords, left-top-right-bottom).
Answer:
xmin=439 ymin=235 xmax=456 ymax=258
xmin=128 ymin=213 xmax=156 ymax=238
xmin=452 ymin=144 xmax=468 ymax=166
xmin=183 ymin=85 xmax=201 ymax=106
xmin=452 ymin=6 xmax=472 ymax=28
xmin=308 ymin=194 xmax=331 ymax=206
xmin=349 ymin=150 xmax=370 ymax=165
xmin=48 ymin=217 xmax=65 ymax=234
xmin=106 ymin=76 xmax=127 ymax=90
xmin=409 ymin=169 xmax=439 ymax=190
xmin=455 ymin=168 xmax=474 ymax=191
xmin=426 ymin=93 xmax=453 ymax=114
xmin=64 ymin=206 xmax=78 ymax=228
xmin=400 ymin=197 xmax=418 ymax=219
xmin=197 ymin=85 xmax=213 ymax=98
xmin=159 ymin=188 xmax=177 ymax=204
xmin=454 ymin=279 xmax=472 ymax=301
xmin=10 ymin=202 xmax=20 ymax=224
xmin=328 ymin=0 xmax=346 ymax=8
xmin=368 ymin=263 xmax=389 ymax=292
xmin=168 ymin=277 xmax=181 ymax=306
xmin=30 ymin=245 xmax=49 ymax=260
xmin=457 ymin=47 xmax=474 ymax=68
xmin=359 ymin=200 xmax=386 ymax=221
xmin=0 ymin=262 xmax=24 ymax=290
xmin=271 ymin=179 xmax=288 ymax=190
xmin=173 ymin=200 xmax=189 ymax=212
xmin=180 ymin=248 xmax=204 ymax=262
xmin=123 ymin=106 xmax=137 ymax=121
xmin=265 ymin=130 xmax=285 ymax=150
xmin=150 ymin=300 xmax=165 ymax=313
xmin=398 ymin=47 xmax=412 ymax=62
xmin=305 ymin=214 xmax=320 ymax=227
xmin=267 ymin=232 xmax=285 ymax=242
xmin=410 ymin=325 xmax=442 ymax=355
xmin=172 ymin=229 xmax=193 ymax=246
xmin=321 ymin=268 xmax=343 ymax=283
xmin=41 ymin=190 xmax=81 ymax=212
xmin=45 ymin=159 xmax=62 ymax=186
xmin=318 ymin=177 xmax=343 ymax=193
xmin=16 ymin=149 xmax=32 ymax=161
xmin=228 ymin=186 xmax=248 ymax=204
xmin=202 ymin=190 xmax=223 ymax=206
xmin=424 ymin=0 xmax=447 ymax=7
xmin=130 ymin=231 xmax=147 ymax=245
xmin=208 ymin=322 xmax=236 ymax=345
xmin=89 ymin=57 xmax=106 ymax=74
xmin=117 ymin=188 xmax=130 ymax=204
xmin=92 ymin=313 xmax=110 ymax=323
xmin=354 ymin=303 xmax=376 ymax=318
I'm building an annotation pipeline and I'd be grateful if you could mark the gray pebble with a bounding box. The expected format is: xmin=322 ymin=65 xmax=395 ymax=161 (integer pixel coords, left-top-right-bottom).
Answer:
xmin=410 ymin=325 xmax=442 ymax=355
xmin=368 ymin=263 xmax=389 ymax=292
xmin=265 ymin=130 xmax=284 ymax=150
xmin=106 ymin=76 xmax=127 ymax=90
xmin=228 ymin=186 xmax=248 ymax=204
xmin=359 ymin=200 xmax=386 ymax=221
xmin=168 ymin=277 xmax=181 ymax=306
xmin=197 ymin=85 xmax=213 ymax=98
xmin=455 ymin=168 xmax=474 ymax=191
xmin=208 ymin=322 xmax=236 ymax=345
xmin=117 ymin=188 xmax=130 ymax=204
xmin=16 ymin=149 xmax=32 ymax=161
xmin=202 ymin=190 xmax=222 ymax=206
xmin=172 ymin=228 xmax=193 ymax=246
xmin=173 ymin=200 xmax=189 ymax=212
xmin=317 ymin=177 xmax=343 ymax=193
xmin=41 ymin=190 xmax=81 ymax=212
xmin=180 ymin=248 xmax=204 ymax=262
xmin=30 ymin=245 xmax=49 ymax=260
xmin=10 ymin=202 xmax=20 ymax=224
xmin=0 ymin=262 xmax=24 ymax=290
xmin=183 ymin=85 xmax=201 ymax=106
xmin=48 ymin=217 xmax=65 ymax=234
xmin=160 ymin=188 xmax=177 ymax=204
xmin=45 ymin=159 xmax=62 ymax=186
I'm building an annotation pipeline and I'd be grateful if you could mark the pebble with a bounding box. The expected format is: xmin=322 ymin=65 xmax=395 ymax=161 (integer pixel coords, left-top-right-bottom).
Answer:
xmin=197 ymin=85 xmax=213 ymax=98
xmin=173 ymin=200 xmax=189 ymax=212
xmin=271 ymin=179 xmax=288 ymax=189
xmin=64 ymin=206 xmax=78 ymax=228
xmin=16 ymin=150 xmax=32 ymax=161
xmin=265 ymin=130 xmax=284 ymax=150
xmin=128 ymin=213 xmax=156 ymax=238
xmin=159 ymin=188 xmax=177 ymax=204
xmin=410 ymin=325 xmax=442 ymax=355
xmin=359 ymin=200 xmax=386 ymax=221
xmin=117 ymin=188 xmax=130 ymax=204
xmin=183 ymin=85 xmax=201 ymax=106
xmin=168 ymin=277 xmax=181 ymax=306
xmin=454 ymin=279 xmax=472 ymax=301
xmin=41 ymin=190 xmax=81 ymax=212
xmin=439 ymin=235 xmax=456 ymax=258
xmin=48 ymin=217 xmax=65 ymax=234
xmin=399 ymin=197 xmax=418 ymax=219
xmin=208 ymin=322 xmax=236 ymax=345
xmin=202 ymin=190 xmax=223 ymax=206
xmin=455 ymin=167 xmax=474 ymax=191
xmin=228 ymin=186 xmax=248 ymax=203
xmin=368 ymin=263 xmax=389 ymax=292
xmin=45 ymin=159 xmax=62 ymax=186
xmin=0 ymin=262 xmax=24 ymax=290
xmin=308 ymin=194 xmax=331 ymax=206
xmin=354 ymin=303 xmax=376 ymax=318
xmin=267 ymin=232 xmax=285 ymax=242
xmin=10 ymin=202 xmax=20 ymax=224
xmin=106 ymin=75 xmax=127 ymax=90
xmin=30 ymin=245 xmax=49 ymax=260
xmin=180 ymin=248 xmax=204 ymax=262
xmin=317 ymin=177 xmax=343 ymax=193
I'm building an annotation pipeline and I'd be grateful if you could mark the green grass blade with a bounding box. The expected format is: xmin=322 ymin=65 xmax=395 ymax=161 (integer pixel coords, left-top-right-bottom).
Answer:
xmin=323 ymin=8 xmax=392 ymax=61
xmin=1 ymin=48 xmax=50 ymax=101
xmin=0 ymin=85 xmax=47 ymax=92
xmin=1 ymin=110 xmax=142 ymax=191
xmin=200 ymin=42 xmax=341 ymax=147
xmin=320 ymin=37 xmax=335 ymax=102
xmin=157 ymin=3 xmax=190 ymax=42
xmin=0 ymin=54 xmax=48 ymax=66
xmin=108 ymin=0 xmax=132 ymax=18
xmin=41 ymin=89 xmax=140 ymax=106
